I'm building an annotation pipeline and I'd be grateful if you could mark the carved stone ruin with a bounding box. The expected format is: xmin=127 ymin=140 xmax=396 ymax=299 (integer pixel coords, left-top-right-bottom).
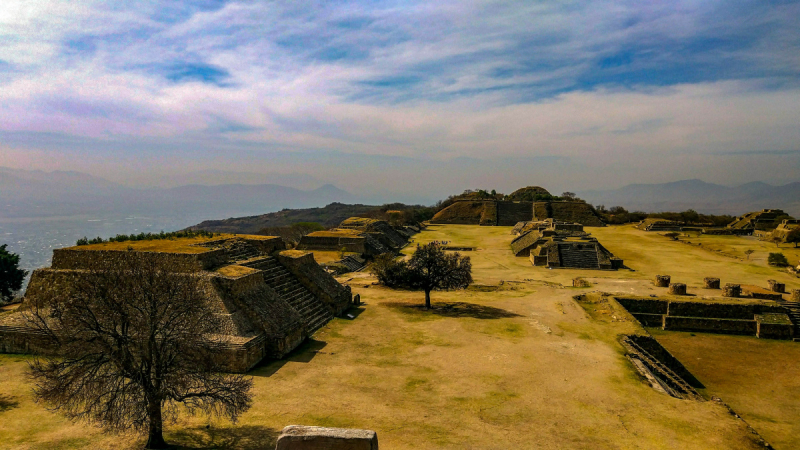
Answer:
xmin=767 ymin=280 xmax=786 ymax=293
xmin=573 ymin=278 xmax=591 ymax=288
xmin=791 ymin=289 xmax=800 ymax=302
xmin=668 ymin=283 xmax=687 ymax=295
xmin=353 ymin=294 xmax=361 ymax=306
xmin=723 ymin=284 xmax=741 ymax=298
xmin=275 ymin=425 xmax=379 ymax=450
xmin=654 ymin=275 xmax=671 ymax=287
xmin=703 ymin=277 xmax=720 ymax=289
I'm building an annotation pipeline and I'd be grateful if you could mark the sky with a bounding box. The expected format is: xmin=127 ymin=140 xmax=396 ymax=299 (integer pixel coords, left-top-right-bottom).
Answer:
xmin=1 ymin=0 xmax=800 ymax=201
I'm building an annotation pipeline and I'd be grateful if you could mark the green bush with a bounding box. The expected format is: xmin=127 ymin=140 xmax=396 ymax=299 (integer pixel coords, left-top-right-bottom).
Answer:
xmin=768 ymin=252 xmax=789 ymax=267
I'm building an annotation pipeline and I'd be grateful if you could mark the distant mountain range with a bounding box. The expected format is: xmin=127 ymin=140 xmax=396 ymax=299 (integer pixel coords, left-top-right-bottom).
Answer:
xmin=0 ymin=167 xmax=358 ymax=220
xmin=3 ymin=167 xmax=799 ymax=221
xmin=578 ymin=179 xmax=800 ymax=216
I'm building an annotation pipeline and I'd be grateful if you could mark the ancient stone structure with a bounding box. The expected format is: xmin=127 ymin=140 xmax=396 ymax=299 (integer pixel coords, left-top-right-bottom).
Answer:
xmin=791 ymin=289 xmax=800 ymax=302
xmin=635 ymin=219 xmax=683 ymax=232
xmin=668 ymin=283 xmax=687 ymax=295
xmin=723 ymin=284 xmax=741 ymax=298
xmin=510 ymin=220 xmax=622 ymax=270
xmin=727 ymin=209 xmax=791 ymax=235
xmin=764 ymin=219 xmax=800 ymax=243
xmin=0 ymin=235 xmax=352 ymax=373
xmin=654 ymin=275 xmax=671 ymax=287
xmin=704 ymin=277 xmax=721 ymax=289
xmin=573 ymin=278 xmax=591 ymax=288
xmin=741 ymin=285 xmax=784 ymax=301
xmin=768 ymin=279 xmax=786 ymax=293
xmin=431 ymin=186 xmax=605 ymax=227
xmin=616 ymin=297 xmax=794 ymax=340
xmin=297 ymin=217 xmax=411 ymax=257
xmin=275 ymin=425 xmax=379 ymax=450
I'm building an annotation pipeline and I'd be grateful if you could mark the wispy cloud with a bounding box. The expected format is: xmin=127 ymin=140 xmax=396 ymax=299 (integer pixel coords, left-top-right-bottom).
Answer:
xmin=1 ymin=0 xmax=799 ymax=193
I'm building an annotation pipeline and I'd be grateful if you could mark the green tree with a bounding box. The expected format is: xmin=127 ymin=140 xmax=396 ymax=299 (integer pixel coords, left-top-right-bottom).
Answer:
xmin=0 ymin=244 xmax=27 ymax=303
xmin=24 ymin=255 xmax=252 ymax=449
xmin=785 ymin=228 xmax=800 ymax=248
xmin=407 ymin=243 xmax=472 ymax=309
xmin=768 ymin=252 xmax=789 ymax=267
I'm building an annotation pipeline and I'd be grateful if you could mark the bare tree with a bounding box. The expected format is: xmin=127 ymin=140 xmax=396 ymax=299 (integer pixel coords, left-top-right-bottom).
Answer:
xmin=744 ymin=249 xmax=755 ymax=260
xmin=407 ymin=243 xmax=472 ymax=309
xmin=24 ymin=254 xmax=252 ymax=449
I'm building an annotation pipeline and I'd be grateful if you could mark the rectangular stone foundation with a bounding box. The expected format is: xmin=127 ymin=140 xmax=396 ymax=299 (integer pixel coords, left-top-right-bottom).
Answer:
xmin=663 ymin=316 xmax=757 ymax=336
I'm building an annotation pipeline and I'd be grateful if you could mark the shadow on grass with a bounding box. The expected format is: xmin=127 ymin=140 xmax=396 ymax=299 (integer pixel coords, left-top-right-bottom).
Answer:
xmin=384 ymin=301 xmax=522 ymax=319
xmin=342 ymin=306 xmax=365 ymax=320
xmin=249 ymin=338 xmax=327 ymax=377
xmin=168 ymin=424 xmax=280 ymax=450
xmin=0 ymin=394 xmax=19 ymax=412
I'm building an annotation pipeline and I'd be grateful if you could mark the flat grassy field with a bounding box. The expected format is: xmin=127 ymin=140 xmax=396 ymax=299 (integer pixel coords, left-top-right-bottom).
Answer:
xmin=650 ymin=330 xmax=800 ymax=450
xmin=0 ymin=224 xmax=794 ymax=449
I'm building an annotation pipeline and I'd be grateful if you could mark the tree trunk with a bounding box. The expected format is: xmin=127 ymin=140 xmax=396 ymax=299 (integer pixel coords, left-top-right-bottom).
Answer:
xmin=145 ymin=400 xmax=168 ymax=449
xmin=424 ymin=290 xmax=431 ymax=309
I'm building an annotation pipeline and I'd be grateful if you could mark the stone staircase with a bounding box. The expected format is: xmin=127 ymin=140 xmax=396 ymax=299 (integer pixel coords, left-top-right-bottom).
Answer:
xmin=223 ymin=241 xmax=261 ymax=263
xmin=558 ymin=244 xmax=600 ymax=269
xmin=245 ymin=257 xmax=333 ymax=335
xmin=782 ymin=301 xmax=800 ymax=341
xmin=622 ymin=337 xmax=702 ymax=400
xmin=496 ymin=202 xmax=533 ymax=226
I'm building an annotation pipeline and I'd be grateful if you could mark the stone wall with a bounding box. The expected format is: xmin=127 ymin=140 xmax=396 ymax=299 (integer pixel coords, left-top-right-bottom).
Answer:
xmin=663 ymin=316 xmax=758 ymax=335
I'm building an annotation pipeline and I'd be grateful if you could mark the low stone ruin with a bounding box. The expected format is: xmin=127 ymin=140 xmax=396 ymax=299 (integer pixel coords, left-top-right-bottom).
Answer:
xmin=668 ymin=283 xmax=687 ymax=295
xmin=792 ymin=289 xmax=800 ymax=302
xmin=654 ymin=275 xmax=671 ymax=287
xmin=0 ymin=235 xmax=353 ymax=372
xmin=723 ymin=284 xmax=741 ymax=298
xmin=573 ymin=277 xmax=591 ymax=287
xmin=297 ymin=217 xmax=412 ymax=257
xmin=635 ymin=219 xmax=683 ymax=232
xmin=275 ymin=425 xmax=378 ymax=450
xmin=768 ymin=279 xmax=786 ymax=293
xmin=704 ymin=277 xmax=721 ymax=289
xmin=616 ymin=297 xmax=795 ymax=340
xmin=510 ymin=220 xmax=622 ymax=270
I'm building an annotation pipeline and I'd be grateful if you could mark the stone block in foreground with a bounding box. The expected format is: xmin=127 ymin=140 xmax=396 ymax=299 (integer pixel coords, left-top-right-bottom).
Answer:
xmin=276 ymin=425 xmax=378 ymax=450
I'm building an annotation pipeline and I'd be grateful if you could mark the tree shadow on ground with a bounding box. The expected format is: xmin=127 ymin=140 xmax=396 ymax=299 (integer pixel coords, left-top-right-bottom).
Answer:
xmin=384 ymin=301 xmax=522 ymax=319
xmin=168 ymin=424 xmax=280 ymax=450
xmin=249 ymin=338 xmax=327 ymax=378
xmin=0 ymin=394 xmax=19 ymax=412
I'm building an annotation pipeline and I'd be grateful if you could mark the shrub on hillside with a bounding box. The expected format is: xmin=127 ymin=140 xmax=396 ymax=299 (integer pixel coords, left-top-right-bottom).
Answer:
xmin=768 ymin=252 xmax=789 ymax=267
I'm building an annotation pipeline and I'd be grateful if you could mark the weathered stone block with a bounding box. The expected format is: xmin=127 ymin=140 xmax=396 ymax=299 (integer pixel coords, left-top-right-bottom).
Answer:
xmin=767 ymin=280 xmax=786 ymax=293
xmin=654 ymin=275 xmax=671 ymax=287
xmin=276 ymin=425 xmax=378 ymax=450
xmin=722 ymin=284 xmax=741 ymax=298
xmin=668 ymin=283 xmax=687 ymax=295
xmin=703 ymin=277 xmax=720 ymax=289
xmin=792 ymin=289 xmax=800 ymax=302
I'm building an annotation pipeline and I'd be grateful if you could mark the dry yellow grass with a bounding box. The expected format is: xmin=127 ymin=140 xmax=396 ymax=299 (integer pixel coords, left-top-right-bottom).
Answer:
xmin=0 ymin=224 xmax=794 ymax=449
xmin=68 ymin=234 xmax=277 ymax=254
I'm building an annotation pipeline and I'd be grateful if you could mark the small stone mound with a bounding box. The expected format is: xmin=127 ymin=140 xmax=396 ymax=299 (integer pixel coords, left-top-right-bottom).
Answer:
xmin=654 ymin=275 xmax=671 ymax=287
xmin=703 ymin=277 xmax=720 ymax=289
xmin=573 ymin=277 xmax=591 ymax=288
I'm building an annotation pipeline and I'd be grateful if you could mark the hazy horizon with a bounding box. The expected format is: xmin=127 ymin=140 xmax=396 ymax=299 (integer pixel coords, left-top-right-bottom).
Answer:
xmin=2 ymin=2 xmax=800 ymax=199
